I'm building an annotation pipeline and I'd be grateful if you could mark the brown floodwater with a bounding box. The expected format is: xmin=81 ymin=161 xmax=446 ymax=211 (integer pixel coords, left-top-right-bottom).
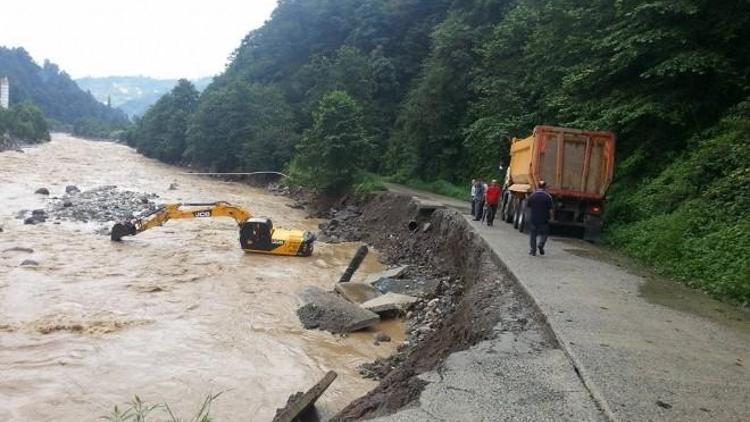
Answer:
xmin=0 ymin=134 xmax=402 ymax=421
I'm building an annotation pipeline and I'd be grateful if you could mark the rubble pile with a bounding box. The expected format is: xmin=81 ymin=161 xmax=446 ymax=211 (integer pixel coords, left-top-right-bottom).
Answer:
xmin=46 ymin=185 xmax=159 ymax=223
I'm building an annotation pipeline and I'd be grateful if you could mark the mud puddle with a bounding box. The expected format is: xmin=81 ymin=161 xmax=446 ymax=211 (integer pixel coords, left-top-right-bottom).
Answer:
xmin=0 ymin=134 xmax=403 ymax=421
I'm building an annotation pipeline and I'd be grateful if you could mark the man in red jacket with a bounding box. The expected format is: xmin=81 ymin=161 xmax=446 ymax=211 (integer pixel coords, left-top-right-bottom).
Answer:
xmin=484 ymin=179 xmax=502 ymax=226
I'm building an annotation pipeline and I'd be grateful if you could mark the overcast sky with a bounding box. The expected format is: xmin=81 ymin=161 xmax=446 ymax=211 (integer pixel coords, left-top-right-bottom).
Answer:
xmin=0 ymin=0 xmax=278 ymax=80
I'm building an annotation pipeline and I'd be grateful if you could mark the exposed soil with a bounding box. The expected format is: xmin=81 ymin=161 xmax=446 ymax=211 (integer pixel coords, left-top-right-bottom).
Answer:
xmin=317 ymin=192 xmax=552 ymax=420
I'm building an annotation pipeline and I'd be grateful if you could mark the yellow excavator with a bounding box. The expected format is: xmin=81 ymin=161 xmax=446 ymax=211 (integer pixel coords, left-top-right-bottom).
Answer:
xmin=110 ymin=202 xmax=315 ymax=257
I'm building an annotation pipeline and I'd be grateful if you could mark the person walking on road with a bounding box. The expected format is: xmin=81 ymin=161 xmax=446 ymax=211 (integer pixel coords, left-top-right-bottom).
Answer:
xmin=470 ymin=179 xmax=477 ymax=216
xmin=472 ymin=178 xmax=486 ymax=221
xmin=485 ymin=179 xmax=501 ymax=226
xmin=527 ymin=180 xmax=553 ymax=256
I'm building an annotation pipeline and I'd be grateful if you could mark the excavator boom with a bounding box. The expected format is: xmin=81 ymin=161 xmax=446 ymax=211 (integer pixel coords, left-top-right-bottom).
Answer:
xmin=111 ymin=202 xmax=314 ymax=257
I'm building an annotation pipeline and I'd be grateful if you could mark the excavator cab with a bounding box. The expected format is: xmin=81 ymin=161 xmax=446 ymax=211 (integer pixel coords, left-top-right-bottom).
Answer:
xmin=239 ymin=218 xmax=315 ymax=257
xmin=111 ymin=202 xmax=315 ymax=257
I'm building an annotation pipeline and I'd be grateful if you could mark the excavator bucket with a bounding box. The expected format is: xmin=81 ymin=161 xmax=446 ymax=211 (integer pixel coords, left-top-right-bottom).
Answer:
xmin=111 ymin=222 xmax=136 ymax=241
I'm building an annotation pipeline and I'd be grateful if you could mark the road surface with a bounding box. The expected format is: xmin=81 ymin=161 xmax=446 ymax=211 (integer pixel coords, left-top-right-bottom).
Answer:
xmin=384 ymin=184 xmax=750 ymax=421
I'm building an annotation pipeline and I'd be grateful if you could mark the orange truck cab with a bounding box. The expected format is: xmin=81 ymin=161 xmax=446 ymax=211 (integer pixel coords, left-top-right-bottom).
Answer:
xmin=500 ymin=125 xmax=616 ymax=242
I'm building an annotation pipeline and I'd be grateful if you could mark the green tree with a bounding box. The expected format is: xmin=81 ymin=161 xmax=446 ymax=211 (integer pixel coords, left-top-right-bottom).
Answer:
xmin=186 ymin=81 xmax=297 ymax=172
xmin=132 ymin=79 xmax=198 ymax=163
xmin=290 ymin=91 xmax=372 ymax=193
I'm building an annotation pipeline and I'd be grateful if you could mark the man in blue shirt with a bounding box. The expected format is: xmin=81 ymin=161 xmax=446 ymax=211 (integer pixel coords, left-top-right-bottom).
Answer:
xmin=527 ymin=180 xmax=554 ymax=256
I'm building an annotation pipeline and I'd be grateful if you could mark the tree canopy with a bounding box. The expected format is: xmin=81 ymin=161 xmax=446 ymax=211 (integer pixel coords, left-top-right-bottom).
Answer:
xmin=128 ymin=0 xmax=750 ymax=302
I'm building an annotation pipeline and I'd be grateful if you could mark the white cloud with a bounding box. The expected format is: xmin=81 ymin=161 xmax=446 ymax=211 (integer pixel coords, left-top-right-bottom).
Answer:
xmin=0 ymin=0 xmax=278 ymax=79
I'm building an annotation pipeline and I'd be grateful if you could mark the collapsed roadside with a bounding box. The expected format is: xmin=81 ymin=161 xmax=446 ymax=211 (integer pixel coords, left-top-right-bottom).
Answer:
xmin=306 ymin=192 xmax=602 ymax=420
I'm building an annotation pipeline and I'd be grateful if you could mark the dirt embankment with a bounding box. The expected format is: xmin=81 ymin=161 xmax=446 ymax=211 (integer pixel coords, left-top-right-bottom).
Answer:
xmin=322 ymin=192 xmax=555 ymax=420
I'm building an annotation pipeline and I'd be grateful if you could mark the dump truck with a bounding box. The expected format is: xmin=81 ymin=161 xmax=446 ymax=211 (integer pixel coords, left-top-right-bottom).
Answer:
xmin=499 ymin=125 xmax=616 ymax=242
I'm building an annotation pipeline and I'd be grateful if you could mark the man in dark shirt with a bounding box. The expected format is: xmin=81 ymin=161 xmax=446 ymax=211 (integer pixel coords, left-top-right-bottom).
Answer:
xmin=472 ymin=179 xmax=486 ymax=221
xmin=526 ymin=180 xmax=554 ymax=256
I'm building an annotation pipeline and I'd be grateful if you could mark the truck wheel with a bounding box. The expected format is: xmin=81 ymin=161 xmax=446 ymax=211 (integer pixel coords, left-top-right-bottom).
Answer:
xmin=502 ymin=194 xmax=511 ymax=223
xmin=583 ymin=214 xmax=603 ymax=243
xmin=500 ymin=194 xmax=508 ymax=222
xmin=518 ymin=200 xmax=527 ymax=233
xmin=504 ymin=195 xmax=514 ymax=223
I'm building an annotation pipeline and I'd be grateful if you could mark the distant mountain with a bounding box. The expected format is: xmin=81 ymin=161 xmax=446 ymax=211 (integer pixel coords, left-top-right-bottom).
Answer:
xmin=0 ymin=46 xmax=128 ymax=126
xmin=76 ymin=76 xmax=212 ymax=117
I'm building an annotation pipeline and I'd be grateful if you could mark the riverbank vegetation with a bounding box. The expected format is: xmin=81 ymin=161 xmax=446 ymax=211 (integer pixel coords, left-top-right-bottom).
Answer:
xmin=126 ymin=0 xmax=750 ymax=303
xmin=0 ymin=102 xmax=50 ymax=146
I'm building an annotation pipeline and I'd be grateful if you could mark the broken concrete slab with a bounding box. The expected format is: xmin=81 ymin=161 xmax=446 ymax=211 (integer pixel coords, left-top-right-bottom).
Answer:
xmin=372 ymin=276 xmax=441 ymax=298
xmin=297 ymin=287 xmax=380 ymax=333
xmin=273 ymin=370 xmax=337 ymax=422
xmin=364 ymin=265 xmax=410 ymax=285
xmin=335 ymin=282 xmax=381 ymax=304
xmin=362 ymin=292 xmax=418 ymax=314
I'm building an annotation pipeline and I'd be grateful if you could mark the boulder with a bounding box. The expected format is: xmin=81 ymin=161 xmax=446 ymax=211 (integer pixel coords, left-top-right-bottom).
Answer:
xmin=297 ymin=287 xmax=380 ymax=333
xmin=65 ymin=185 xmax=80 ymax=194
xmin=168 ymin=183 xmax=178 ymax=190
xmin=334 ymin=282 xmax=381 ymax=304
xmin=20 ymin=259 xmax=39 ymax=267
xmin=374 ymin=332 xmax=391 ymax=342
xmin=361 ymin=292 xmax=419 ymax=314
xmin=34 ymin=187 xmax=50 ymax=195
xmin=364 ymin=265 xmax=410 ymax=285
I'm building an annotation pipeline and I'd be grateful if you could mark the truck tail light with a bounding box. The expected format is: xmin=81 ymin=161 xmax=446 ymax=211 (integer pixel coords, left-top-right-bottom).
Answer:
xmin=587 ymin=204 xmax=603 ymax=215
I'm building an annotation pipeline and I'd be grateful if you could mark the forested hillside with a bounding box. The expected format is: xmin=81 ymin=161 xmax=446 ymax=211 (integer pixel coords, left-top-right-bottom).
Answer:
xmin=129 ymin=0 xmax=750 ymax=303
xmin=0 ymin=46 xmax=130 ymax=138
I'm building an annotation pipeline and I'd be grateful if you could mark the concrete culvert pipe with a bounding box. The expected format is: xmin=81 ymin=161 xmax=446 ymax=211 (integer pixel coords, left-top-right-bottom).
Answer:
xmin=408 ymin=221 xmax=419 ymax=232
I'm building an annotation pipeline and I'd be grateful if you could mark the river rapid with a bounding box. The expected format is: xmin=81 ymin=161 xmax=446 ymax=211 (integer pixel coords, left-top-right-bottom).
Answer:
xmin=0 ymin=134 xmax=402 ymax=421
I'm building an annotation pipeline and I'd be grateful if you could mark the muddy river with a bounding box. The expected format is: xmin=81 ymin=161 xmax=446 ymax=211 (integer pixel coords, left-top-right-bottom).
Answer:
xmin=0 ymin=134 xmax=402 ymax=421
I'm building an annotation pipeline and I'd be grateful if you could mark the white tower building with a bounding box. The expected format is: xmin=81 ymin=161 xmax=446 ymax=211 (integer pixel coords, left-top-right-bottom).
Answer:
xmin=0 ymin=77 xmax=9 ymax=109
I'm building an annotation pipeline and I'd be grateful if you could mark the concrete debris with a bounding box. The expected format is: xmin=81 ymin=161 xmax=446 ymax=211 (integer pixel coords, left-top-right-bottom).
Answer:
xmin=168 ymin=183 xmax=178 ymax=190
xmin=273 ymin=371 xmax=338 ymax=422
xmin=338 ymin=245 xmax=368 ymax=283
xmin=372 ymin=276 xmax=441 ymax=298
xmin=361 ymin=292 xmax=418 ymax=315
xmin=34 ymin=187 xmax=49 ymax=195
xmin=65 ymin=185 xmax=80 ymax=194
xmin=334 ymin=282 xmax=381 ymax=304
xmin=297 ymin=287 xmax=380 ymax=333
xmin=364 ymin=265 xmax=410 ymax=285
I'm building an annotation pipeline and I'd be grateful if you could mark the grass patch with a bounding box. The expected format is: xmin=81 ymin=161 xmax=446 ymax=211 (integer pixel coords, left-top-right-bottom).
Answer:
xmin=102 ymin=392 xmax=223 ymax=422
xmin=398 ymin=178 xmax=468 ymax=201
xmin=606 ymin=102 xmax=750 ymax=305
xmin=353 ymin=172 xmax=388 ymax=197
